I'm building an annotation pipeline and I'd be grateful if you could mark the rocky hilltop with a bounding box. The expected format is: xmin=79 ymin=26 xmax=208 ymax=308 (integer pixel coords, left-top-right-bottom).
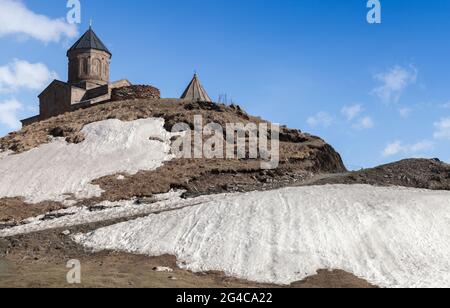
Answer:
xmin=0 ymin=98 xmax=346 ymax=218
xmin=310 ymin=158 xmax=450 ymax=190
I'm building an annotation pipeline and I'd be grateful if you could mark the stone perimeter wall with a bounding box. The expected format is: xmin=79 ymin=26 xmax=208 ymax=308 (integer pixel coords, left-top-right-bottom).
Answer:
xmin=22 ymin=84 xmax=160 ymax=126
xmin=111 ymin=85 xmax=161 ymax=102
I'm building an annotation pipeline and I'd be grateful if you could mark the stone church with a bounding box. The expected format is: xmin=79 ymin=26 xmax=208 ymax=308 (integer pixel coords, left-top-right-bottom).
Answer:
xmin=21 ymin=26 xmax=212 ymax=126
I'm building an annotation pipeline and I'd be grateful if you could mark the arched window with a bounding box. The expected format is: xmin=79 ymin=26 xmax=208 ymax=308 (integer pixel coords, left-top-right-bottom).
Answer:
xmin=78 ymin=58 xmax=83 ymax=75
xmin=83 ymin=58 xmax=89 ymax=75
xmin=70 ymin=58 xmax=78 ymax=75
xmin=103 ymin=61 xmax=107 ymax=78
xmin=93 ymin=59 xmax=101 ymax=77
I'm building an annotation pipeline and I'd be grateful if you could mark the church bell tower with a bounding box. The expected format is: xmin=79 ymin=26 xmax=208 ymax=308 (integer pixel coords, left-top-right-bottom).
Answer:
xmin=67 ymin=26 xmax=112 ymax=89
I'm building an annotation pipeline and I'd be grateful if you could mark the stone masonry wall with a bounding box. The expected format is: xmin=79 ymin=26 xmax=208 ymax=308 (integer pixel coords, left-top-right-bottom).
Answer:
xmin=111 ymin=85 xmax=161 ymax=102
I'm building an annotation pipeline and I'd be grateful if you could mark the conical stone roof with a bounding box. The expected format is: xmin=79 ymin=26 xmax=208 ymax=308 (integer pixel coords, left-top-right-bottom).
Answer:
xmin=180 ymin=74 xmax=212 ymax=102
xmin=67 ymin=27 xmax=111 ymax=56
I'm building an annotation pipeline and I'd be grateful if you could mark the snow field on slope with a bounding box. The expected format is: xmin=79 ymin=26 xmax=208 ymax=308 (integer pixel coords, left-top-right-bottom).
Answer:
xmin=74 ymin=184 xmax=450 ymax=288
xmin=0 ymin=118 xmax=177 ymax=204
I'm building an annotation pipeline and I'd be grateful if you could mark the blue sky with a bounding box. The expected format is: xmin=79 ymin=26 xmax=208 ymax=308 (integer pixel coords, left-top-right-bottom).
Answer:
xmin=1 ymin=0 xmax=450 ymax=169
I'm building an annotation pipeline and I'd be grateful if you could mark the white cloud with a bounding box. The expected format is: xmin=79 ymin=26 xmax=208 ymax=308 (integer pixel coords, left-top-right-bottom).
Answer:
xmin=307 ymin=112 xmax=333 ymax=128
xmin=341 ymin=104 xmax=363 ymax=121
xmin=352 ymin=116 xmax=374 ymax=130
xmin=340 ymin=104 xmax=374 ymax=131
xmin=434 ymin=118 xmax=450 ymax=140
xmin=0 ymin=0 xmax=78 ymax=43
xmin=408 ymin=140 xmax=434 ymax=153
xmin=383 ymin=141 xmax=403 ymax=157
xmin=0 ymin=98 xmax=22 ymax=130
xmin=382 ymin=140 xmax=434 ymax=157
xmin=439 ymin=101 xmax=450 ymax=109
xmin=399 ymin=107 xmax=412 ymax=119
xmin=0 ymin=59 xmax=58 ymax=92
xmin=372 ymin=65 xmax=418 ymax=103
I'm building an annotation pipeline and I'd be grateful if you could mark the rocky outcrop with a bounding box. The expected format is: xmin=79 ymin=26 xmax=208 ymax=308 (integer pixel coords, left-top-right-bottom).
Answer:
xmin=311 ymin=158 xmax=450 ymax=190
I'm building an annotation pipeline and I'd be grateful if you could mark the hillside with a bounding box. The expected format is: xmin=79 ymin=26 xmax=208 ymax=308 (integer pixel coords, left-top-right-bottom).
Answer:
xmin=0 ymin=98 xmax=346 ymax=222
xmin=0 ymin=97 xmax=449 ymax=289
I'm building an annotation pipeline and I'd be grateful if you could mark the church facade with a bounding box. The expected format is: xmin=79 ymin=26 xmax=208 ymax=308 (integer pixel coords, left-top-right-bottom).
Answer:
xmin=21 ymin=27 xmax=212 ymax=126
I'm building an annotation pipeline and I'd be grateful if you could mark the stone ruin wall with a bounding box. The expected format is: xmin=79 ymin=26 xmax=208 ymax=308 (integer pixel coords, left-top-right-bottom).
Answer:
xmin=111 ymin=85 xmax=161 ymax=102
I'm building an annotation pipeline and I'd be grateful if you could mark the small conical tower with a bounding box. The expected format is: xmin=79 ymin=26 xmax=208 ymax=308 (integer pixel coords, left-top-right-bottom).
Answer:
xmin=180 ymin=73 xmax=212 ymax=102
xmin=67 ymin=26 xmax=112 ymax=89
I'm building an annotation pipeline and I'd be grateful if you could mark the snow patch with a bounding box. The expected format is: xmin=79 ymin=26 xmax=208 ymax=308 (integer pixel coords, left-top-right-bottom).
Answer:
xmin=74 ymin=185 xmax=450 ymax=288
xmin=0 ymin=118 xmax=177 ymax=204
xmin=153 ymin=266 xmax=174 ymax=273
